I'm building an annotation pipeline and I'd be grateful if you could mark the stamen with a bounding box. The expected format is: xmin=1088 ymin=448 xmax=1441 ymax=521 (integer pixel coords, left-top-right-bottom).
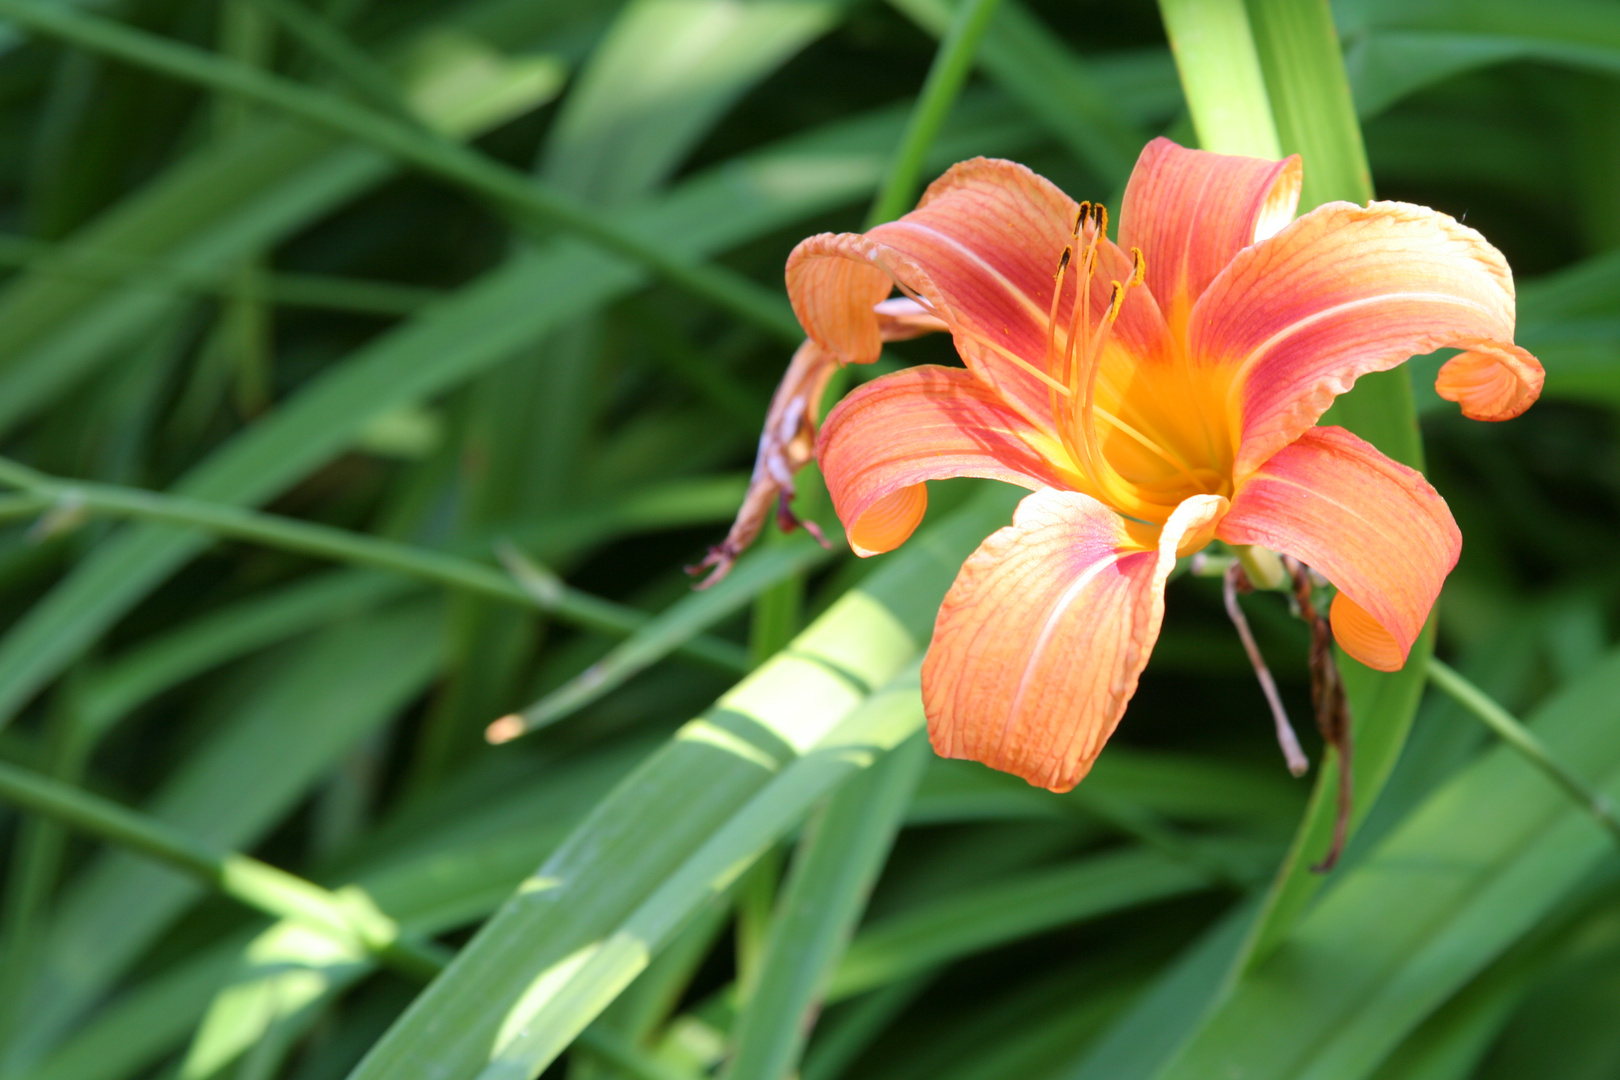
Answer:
xmin=1046 ymin=244 xmax=1075 ymax=433
xmin=947 ymin=321 xmax=1075 ymax=398
xmin=890 ymin=281 xmax=943 ymax=320
xmin=1046 ymin=245 xmax=1073 ymax=381
xmin=1036 ymin=208 xmax=1196 ymax=504
xmin=1076 ymin=278 xmax=1128 ymax=497
xmin=887 ymin=277 xmax=1076 ymax=399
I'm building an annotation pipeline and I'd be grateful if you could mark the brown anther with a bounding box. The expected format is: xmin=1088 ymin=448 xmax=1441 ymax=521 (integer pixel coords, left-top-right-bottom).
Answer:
xmin=1055 ymin=246 xmax=1072 ymax=277
xmin=1073 ymin=203 xmax=1089 ymax=235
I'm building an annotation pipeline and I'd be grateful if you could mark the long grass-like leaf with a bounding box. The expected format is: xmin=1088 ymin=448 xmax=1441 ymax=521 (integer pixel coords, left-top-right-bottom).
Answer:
xmin=1160 ymin=649 xmax=1620 ymax=1080
xmin=0 ymin=0 xmax=801 ymax=341
xmin=0 ymin=90 xmax=1041 ymax=731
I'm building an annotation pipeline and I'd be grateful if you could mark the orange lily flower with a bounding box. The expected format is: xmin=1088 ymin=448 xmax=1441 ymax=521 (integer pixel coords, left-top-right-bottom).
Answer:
xmin=785 ymin=137 xmax=1543 ymax=793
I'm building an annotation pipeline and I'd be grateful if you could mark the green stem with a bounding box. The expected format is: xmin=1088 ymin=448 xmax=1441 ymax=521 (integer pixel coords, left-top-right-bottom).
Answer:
xmin=733 ymin=844 xmax=783 ymax=999
xmin=1232 ymin=544 xmax=1285 ymax=591
xmin=1156 ymin=0 xmax=1281 ymax=157
xmin=0 ymin=458 xmax=749 ymax=674
xmin=216 ymin=0 xmax=275 ymax=415
xmin=0 ymin=688 xmax=86 ymax=1055
xmin=0 ymin=758 xmax=451 ymax=981
xmin=0 ymin=492 xmax=49 ymax=520
xmin=865 ymin=0 xmax=1006 ymax=227
xmin=0 ymin=0 xmax=800 ymax=344
xmin=1428 ymin=658 xmax=1620 ymax=843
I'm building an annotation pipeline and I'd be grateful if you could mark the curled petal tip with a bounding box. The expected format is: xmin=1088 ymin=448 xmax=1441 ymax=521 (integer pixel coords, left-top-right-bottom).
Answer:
xmin=817 ymin=364 xmax=1077 ymax=558
xmin=1329 ymin=591 xmax=1408 ymax=672
xmin=1435 ymin=339 xmax=1544 ymax=422
xmin=845 ymin=485 xmax=927 ymax=557
xmin=1218 ymin=426 xmax=1458 ymax=671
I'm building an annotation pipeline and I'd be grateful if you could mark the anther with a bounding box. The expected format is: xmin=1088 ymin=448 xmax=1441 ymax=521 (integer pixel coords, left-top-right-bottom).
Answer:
xmin=1129 ymin=246 xmax=1146 ymax=287
xmin=1055 ymin=246 xmax=1071 ymax=277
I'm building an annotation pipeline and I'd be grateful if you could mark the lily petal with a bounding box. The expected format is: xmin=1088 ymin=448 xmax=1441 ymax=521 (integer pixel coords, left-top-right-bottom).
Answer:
xmin=785 ymin=244 xmax=895 ymax=365
xmin=924 ymin=490 xmax=1228 ymax=792
xmin=1435 ymin=338 xmax=1544 ymax=421
xmin=874 ymin=297 xmax=949 ymax=339
xmin=1191 ymin=200 xmax=1523 ymax=480
xmin=790 ymin=158 xmax=1168 ymax=430
xmin=1329 ymin=591 xmax=1408 ymax=673
xmin=818 ymin=364 xmax=1081 ymax=556
xmin=1117 ymin=136 xmax=1301 ymax=340
xmin=694 ymin=310 xmax=963 ymax=585
xmin=1216 ymin=426 xmax=1460 ymax=671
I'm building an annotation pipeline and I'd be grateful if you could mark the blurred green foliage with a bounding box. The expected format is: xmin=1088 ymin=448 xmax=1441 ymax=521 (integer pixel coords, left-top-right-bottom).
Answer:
xmin=0 ymin=1 xmax=1614 ymax=1079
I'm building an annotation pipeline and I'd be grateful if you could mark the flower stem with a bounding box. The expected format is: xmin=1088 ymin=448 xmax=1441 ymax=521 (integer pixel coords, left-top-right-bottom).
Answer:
xmin=0 ymin=758 xmax=451 ymax=981
xmin=866 ymin=0 xmax=1006 ymax=228
xmin=1427 ymin=657 xmax=1620 ymax=844
xmin=1233 ymin=543 xmax=1286 ymax=591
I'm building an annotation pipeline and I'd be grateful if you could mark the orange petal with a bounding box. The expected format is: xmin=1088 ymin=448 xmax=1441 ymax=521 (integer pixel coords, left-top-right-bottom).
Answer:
xmin=1191 ymin=201 xmax=1522 ymax=480
xmin=1216 ymin=426 xmax=1460 ymax=671
xmin=924 ymin=491 xmax=1228 ymax=792
xmin=817 ymin=364 xmax=1082 ymax=556
xmin=1117 ymin=137 xmax=1301 ymax=340
xmin=1329 ymin=592 xmax=1407 ymax=673
xmin=784 ymin=241 xmax=894 ymax=365
xmin=788 ymin=158 xmax=1172 ymax=431
xmin=1435 ymin=338 xmax=1544 ymax=421
xmin=874 ymin=297 xmax=949 ymax=340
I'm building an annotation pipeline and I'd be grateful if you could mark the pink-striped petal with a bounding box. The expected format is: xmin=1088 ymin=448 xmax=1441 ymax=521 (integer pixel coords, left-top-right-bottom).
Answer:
xmin=1190 ymin=200 xmax=1524 ymax=480
xmin=817 ymin=364 xmax=1081 ymax=556
xmin=788 ymin=158 xmax=1174 ymax=432
xmin=1435 ymin=338 xmax=1544 ymax=421
xmin=924 ymin=491 xmax=1227 ymax=792
xmin=1216 ymin=426 xmax=1460 ymax=671
xmin=1117 ymin=137 xmax=1301 ymax=339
